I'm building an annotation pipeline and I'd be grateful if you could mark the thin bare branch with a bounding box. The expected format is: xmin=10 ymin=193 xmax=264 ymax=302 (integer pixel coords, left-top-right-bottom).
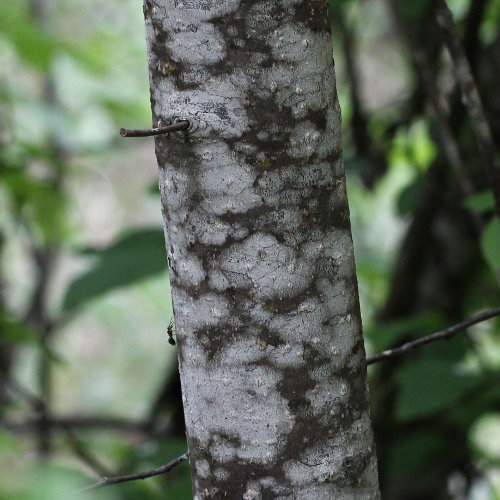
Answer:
xmin=63 ymin=425 xmax=113 ymax=478
xmin=80 ymin=452 xmax=189 ymax=492
xmin=1 ymin=415 xmax=148 ymax=434
xmin=386 ymin=0 xmax=481 ymax=232
xmin=432 ymin=0 xmax=500 ymax=217
xmin=334 ymin=6 xmax=386 ymax=187
xmin=367 ymin=307 xmax=500 ymax=365
xmin=2 ymin=378 xmax=45 ymax=410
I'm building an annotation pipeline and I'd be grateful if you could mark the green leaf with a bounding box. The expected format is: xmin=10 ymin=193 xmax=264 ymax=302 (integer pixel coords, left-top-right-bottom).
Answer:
xmin=410 ymin=122 xmax=436 ymax=172
xmin=63 ymin=229 xmax=167 ymax=311
xmin=386 ymin=430 xmax=447 ymax=482
xmin=394 ymin=359 xmax=479 ymax=421
xmin=464 ymin=191 xmax=495 ymax=213
xmin=0 ymin=310 xmax=37 ymax=345
xmin=148 ymin=182 xmax=160 ymax=196
xmin=366 ymin=312 xmax=444 ymax=353
xmin=481 ymin=217 xmax=500 ymax=278
xmin=397 ymin=177 xmax=423 ymax=215
xmin=400 ymin=0 xmax=430 ymax=19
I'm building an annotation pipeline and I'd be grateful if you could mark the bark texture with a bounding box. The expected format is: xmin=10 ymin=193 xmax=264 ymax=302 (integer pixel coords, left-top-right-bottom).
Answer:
xmin=143 ymin=1 xmax=380 ymax=498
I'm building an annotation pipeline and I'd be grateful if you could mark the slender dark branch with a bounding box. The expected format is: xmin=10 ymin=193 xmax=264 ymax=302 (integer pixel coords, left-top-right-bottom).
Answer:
xmin=2 ymin=378 xmax=45 ymax=410
xmin=63 ymin=425 xmax=113 ymax=478
xmin=1 ymin=381 xmax=149 ymax=435
xmin=1 ymin=415 xmax=148 ymax=434
xmin=432 ymin=0 xmax=500 ymax=217
xmin=414 ymin=46 xmax=479 ymax=213
xmin=120 ymin=121 xmax=190 ymax=138
xmin=407 ymin=47 xmax=482 ymax=231
xmin=334 ymin=6 xmax=386 ymax=187
xmin=80 ymin=452 xmax=189 ymax=492
xmin=462 ymin=0 xmax=489 ymax=68
xmin=1 ymin=380 xmax=149 ymax=436
xmin=29 ymin=0 xmax=61 ymax=456
xmin=24 ymin=244 xmax=57 ymax=456
xmin=387 ymin=0 xmax=480 ymax=231
xmin=336 ymin=8 xmax=369 ymax=154
xmin=367 ymin=307 xmax=500 ymax=365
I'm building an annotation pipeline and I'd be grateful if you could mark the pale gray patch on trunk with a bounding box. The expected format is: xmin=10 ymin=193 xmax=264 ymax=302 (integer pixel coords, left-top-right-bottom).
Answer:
xmin=143 ymin=0 xmax=380 ymax=497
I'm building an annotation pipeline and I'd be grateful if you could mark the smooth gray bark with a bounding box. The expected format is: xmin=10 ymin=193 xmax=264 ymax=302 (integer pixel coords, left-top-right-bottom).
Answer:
xmin=143 ymin=1 xmax=380 ymax=498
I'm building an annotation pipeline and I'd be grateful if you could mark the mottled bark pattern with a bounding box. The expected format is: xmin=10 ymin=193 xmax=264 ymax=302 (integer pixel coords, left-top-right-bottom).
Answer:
xmin=143 ymin=0 xmax=379 ymax=498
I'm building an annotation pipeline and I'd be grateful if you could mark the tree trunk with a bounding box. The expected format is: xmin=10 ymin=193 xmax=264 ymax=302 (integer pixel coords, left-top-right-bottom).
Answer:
xmin=143 ymin=0 xmax=380 ymax=497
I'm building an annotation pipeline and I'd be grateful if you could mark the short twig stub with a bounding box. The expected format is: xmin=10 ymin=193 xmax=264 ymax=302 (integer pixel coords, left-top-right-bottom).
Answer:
xmin=119 ymin=120 xmax=190 ymax=138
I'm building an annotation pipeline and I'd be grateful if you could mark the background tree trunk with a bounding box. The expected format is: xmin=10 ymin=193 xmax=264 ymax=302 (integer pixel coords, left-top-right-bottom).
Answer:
xmin=143 ymin=0 xmax=380 ymax=497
